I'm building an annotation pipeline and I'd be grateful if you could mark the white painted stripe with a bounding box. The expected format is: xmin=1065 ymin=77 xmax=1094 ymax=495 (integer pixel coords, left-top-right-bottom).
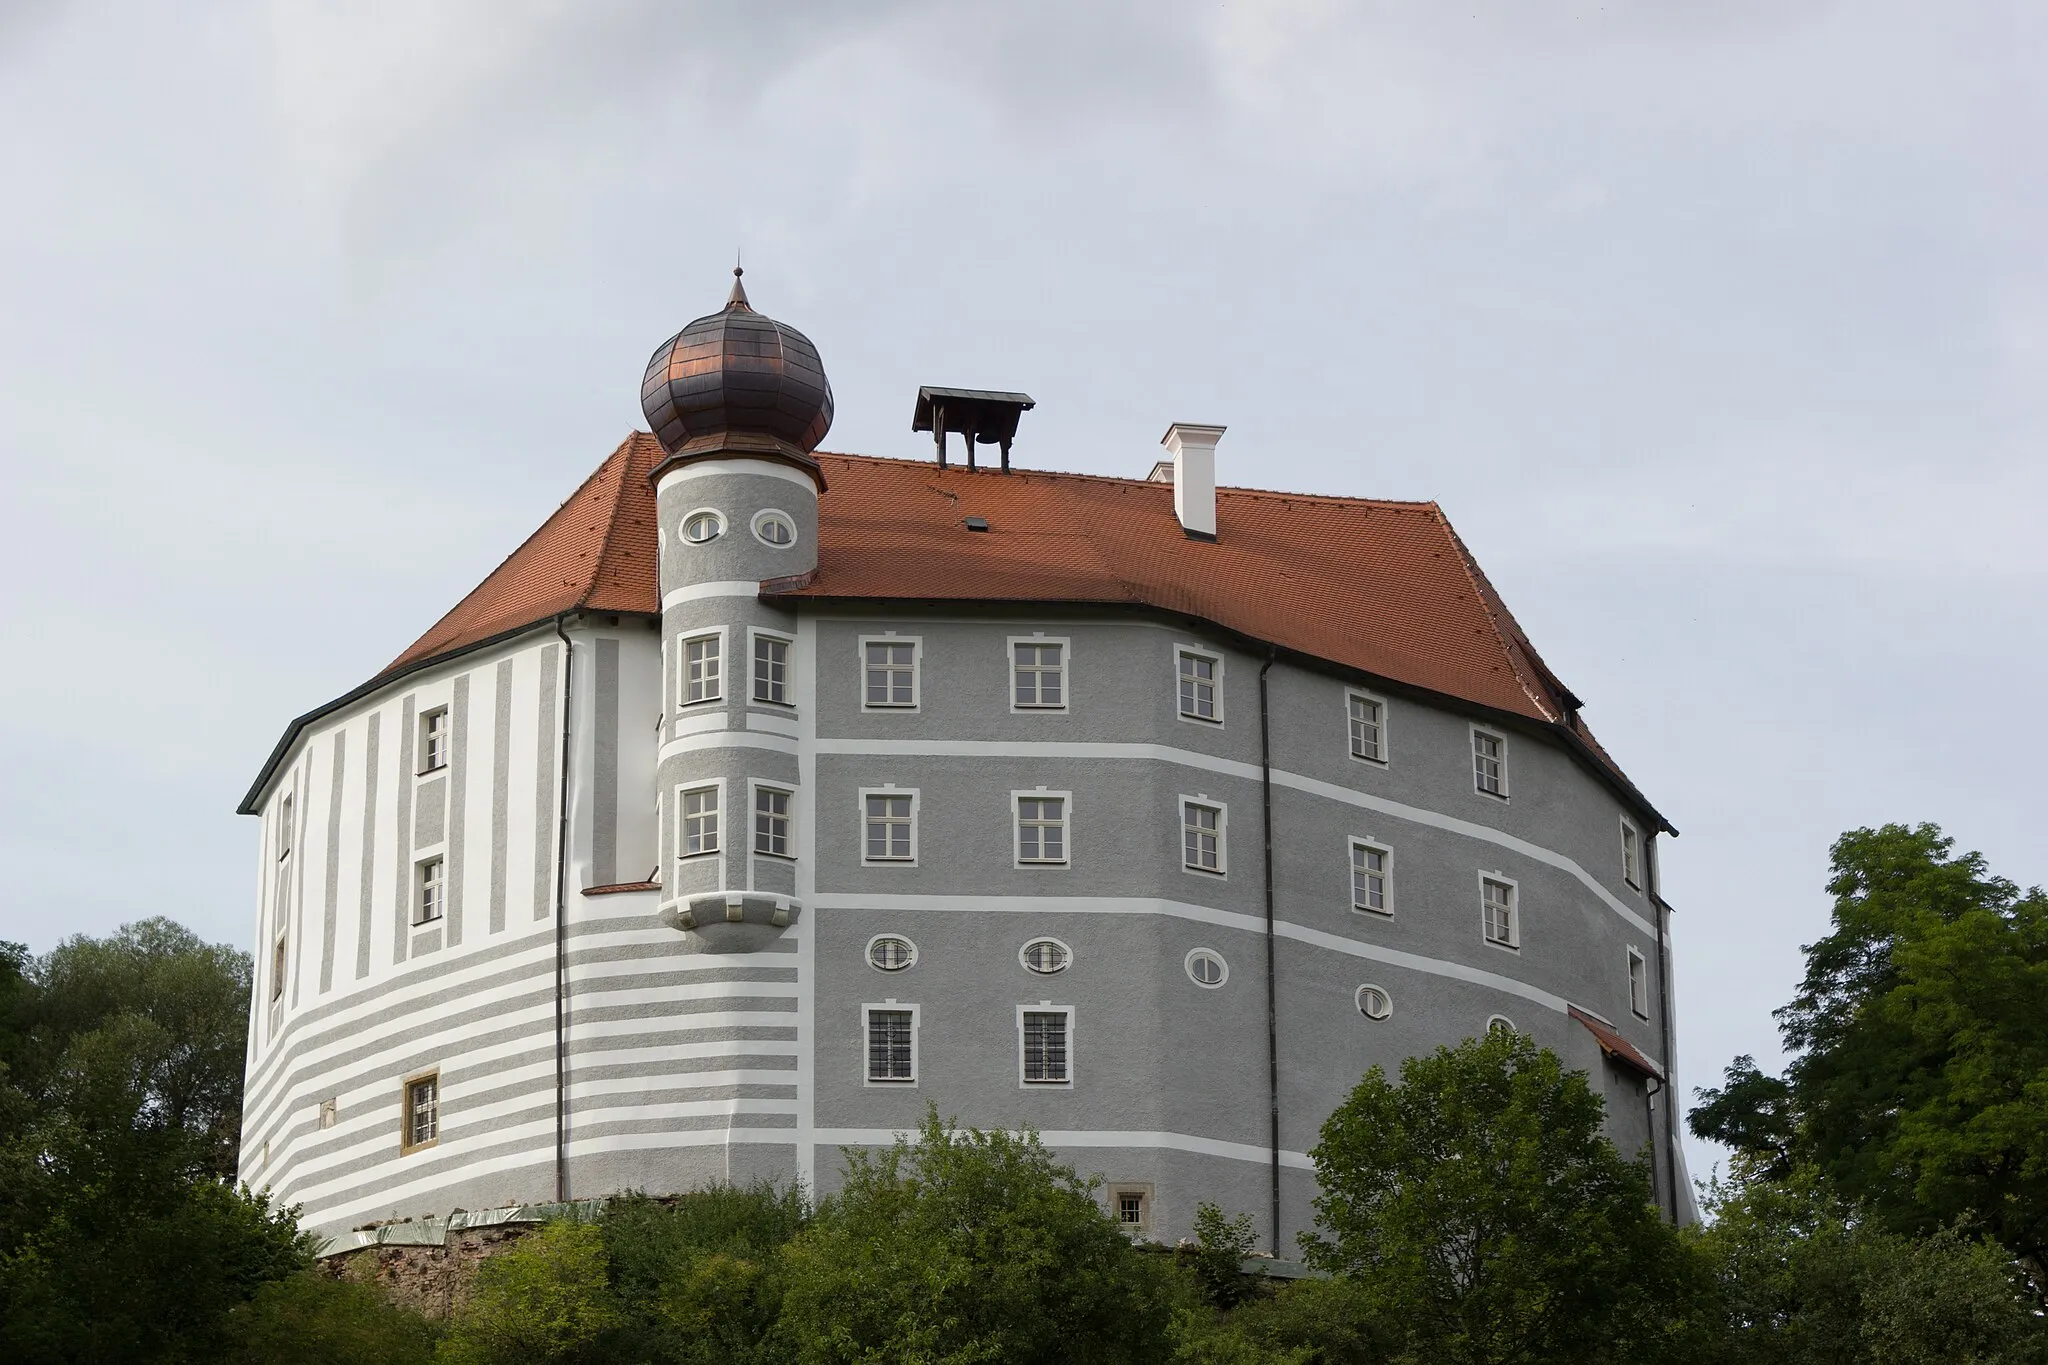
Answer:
xmin=656 ymin=460 xmax=816 ymax=494
xmin=747 ymin=712 xmax=802 ymax=737
xmin=659 ymin=730 xmax=800 ymax=760
xmin=812 ymin=1127 xmax=1315 ymax=1171
xmin=810 ymin=738 xmax=1654 ymax=936
xmin=670 ymin=711 xmax=730 ymax=737
xmin=662 ymin=580 xmax=767 ymax=610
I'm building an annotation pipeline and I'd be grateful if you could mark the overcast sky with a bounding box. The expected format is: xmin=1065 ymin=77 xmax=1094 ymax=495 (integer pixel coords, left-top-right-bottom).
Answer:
xmin=2 ymin=1 xmax=2041 ymax=1186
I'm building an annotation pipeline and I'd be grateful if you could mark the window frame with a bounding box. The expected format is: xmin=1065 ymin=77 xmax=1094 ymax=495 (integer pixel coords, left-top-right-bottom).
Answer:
xmin=1479 ymin=872 xmax=1520 ymax=951
xmin=1345 ymin=689 xmax=1389 ymax=765
xmin=1620 ymin=816 xmax=1643 ymax=891
xmin=1180 ymin=796 xmax=1227 ymax=877
xmin=1356 ymin=983 xmax=1393 ymax=1020
xmin=277 ymin=791 xmax=295 ymax=860
xmin=1185 ymin=947 xmax=1229 ymax=988
xmin=1011 ymin=789 xmax=1073 ymax=868
xmin=858 ymin=633 xmax=922 ymax=712
xmin=1628 ymin=945 xmax=1650 ymax=1019
xmin=1486 ymin=1014 xmax=1518 ymax=1036
xmin=859 ymin=786 xmax=919 ymax=866
xmin=1471 ymin=725 xmax=1510 ymax=800
xmin=1016 ymin=1003 xmax=1075 ymax=1088
xmin=751 ymin=507 xmax=798 ymax=549
xmin=1349 ymin=838 xmax=1393 ymax=916
xmin=1006 ymin=634 xmax=1072 ymax=713
xmin=1019 ymin=936 xmax=1073 ymax=975
xmin=750 ymin=781 xmax=795 ymax=860
xmin=1174 ymin=644 xmax=1224 ymax=726
xmin=1109 ymin=1183 xmax=1154 ymax=1235
xmin=679 ymin=506 xmax=725 ymax=545
xmin=418 ymin=706 xmax=451 ymax=775
xmin=677 ymin=629 xmax=726 ymax=709
xmin=399 ymin=1069 xmax=440 ymax=1154
xmin=864 ymin=934 xmax=919 ymax=972
xmin=675 ymin=781 xmax=723 ymax=861
xmin=749 ymin=628 xmax=794 ymax=707
xmin=414 ymin=855 xmax=445 ymax=925
xmin=270 ymin=929 xmax=288 ymax=1002
xmin=861 ymin=1001 xmax=920 ymax=1086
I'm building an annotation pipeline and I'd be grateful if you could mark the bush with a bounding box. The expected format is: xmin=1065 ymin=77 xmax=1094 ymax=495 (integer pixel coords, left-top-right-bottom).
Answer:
xmin=437 ymin=1220 xmax=621 ymax=1365
xmin=223 ymin=1271 xmax=438 ymax=1364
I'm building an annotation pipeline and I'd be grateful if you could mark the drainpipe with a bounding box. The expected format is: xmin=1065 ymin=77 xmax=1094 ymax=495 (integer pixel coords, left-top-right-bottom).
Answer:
xmin=552 ymin=614 xmax=576 ymax=1202
xmin=1644 ymin=1075 xmax=1665 ymax=1216
xmin=1652 ymin=844 xmax=1678 ymax=1223
xmin=1258 ymin=651 xmax=1280 ymax=1256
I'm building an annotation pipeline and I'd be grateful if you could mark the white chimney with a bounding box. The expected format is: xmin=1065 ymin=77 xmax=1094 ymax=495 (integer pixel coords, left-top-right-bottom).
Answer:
xmin=1160 ymin=423 xmax=1225 ymax=540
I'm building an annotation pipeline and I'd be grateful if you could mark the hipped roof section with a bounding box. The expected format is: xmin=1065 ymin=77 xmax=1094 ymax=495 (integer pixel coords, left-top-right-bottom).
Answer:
xmin=245 ymin=433 xmax=1671 ymax=833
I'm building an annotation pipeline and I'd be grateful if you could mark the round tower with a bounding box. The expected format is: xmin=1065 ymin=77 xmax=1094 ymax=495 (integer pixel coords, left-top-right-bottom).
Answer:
xmin=642 ymin=269 xmax=830 ymax=950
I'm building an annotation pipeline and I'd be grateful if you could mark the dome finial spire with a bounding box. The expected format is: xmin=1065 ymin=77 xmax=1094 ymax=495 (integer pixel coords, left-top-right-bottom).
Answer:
xmin=727 ymin=255 xmax=750 ymax=311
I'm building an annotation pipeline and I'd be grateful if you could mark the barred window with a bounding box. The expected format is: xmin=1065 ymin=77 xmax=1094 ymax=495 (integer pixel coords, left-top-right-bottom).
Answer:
xmin=1473 ymin=730 xmax=1506 ymax=797
xmin=1021 ymin=939 xmax=1070 ymax=974
xmin=866 ymin=1009 xmax=914 ymax=1082
xmin=404 ymin=1074 xmax=439 ymax=1150
xmin=753 ymin=635 xmax=790 ymax=705
xmin=753 ymin=787 xmax=791 ymax=858
xmin=1347 ymin=694 xmax=1384 ymax=762
xmin=867 ymin=936 xmax=916 ymax=971
xmin=1182 ymin=801 xmax=1222 ymax=873
xmin=1177 ymin=651 xmax=1219 ymax=721
xmin=1016 ymin=796 xmax=1067 ymax=864
xmin=864 ymin=640 xmax=917 ymax=707
xmin=864 ymin=793 xmax=914 ymax=862
xmin=1013 ymin=642 xmax=1065 ymax=708
xmin=684 ymin=635 xmax=722 ymax=704
xmin=1483 ymin=878 xmax=1517 ymax=947
xmin=1022 ymin=1010 xmax=1070 ymax=1083
xmin=681 ymin=786 xmax=719 ymax=857
xmin=1351 ymin=843 xmax=1389 ymax=913
xmin=415 ymin=857 xmax=444 ymax=924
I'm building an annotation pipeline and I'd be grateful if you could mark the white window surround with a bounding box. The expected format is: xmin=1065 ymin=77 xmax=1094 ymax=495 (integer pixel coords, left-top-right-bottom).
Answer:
xmin=1180 ymin=795 xmax=1227 ymax=877
xmin=1019 ymin=937 xmax=1073 ymax=975
xmin=1487 ymin=1014 xmax=1518 ymax=1035
xmin=861 ymin=1001 xmax=919 ymax=1086
xmin=865 ymin=934 xmax=918 ymax=972
xmin=1012 ymin=788 xmax=1073 ymax=868
xmin=418 ymin=706 xmax=450 ymax=775
xmin=859 ymin=786 xmax=919 ymax=866
xmin=749 ymin=628 xmax=795 ymax=707
xmin=1620 ymin=816 xmax=1643 ymax=892
xmin=1350 ymin=838 xmax=1392 ymax=915
xmin=1628 ymin=945 xmax=1650 ymax=1019
xmin=859 ymin=633 xmax=922 ymax=712
xmin=1174 ymin=644 xmax=1224 ymax=726
xmin=1185 ymin=947 xmax=1228 ymax=988
xmin=1016 ymin=1003 xmax=1075 ymax=1088
xmin=751 ymin=507 xmax=798 ymax=548
xmin=675 ymin=780 xmax=723 ymax=860
xmin=415 ymin=856 xmax=445 ymax=925
xmin=677 ymin=628 xmax=727 ymax=709
xmin=1479 ymin=870 xmax=1520 ymax=951
xmin=1345 ymin=690 xmax=1389 ymax=765
xmin=1356 ymin=983 xmax=1393 ymax=1020
xmin=1471 ymin=725 xmax=1510 ymax=801
xmin=1007 ymin=634 xmax=1072 ymax=713
xmin=270 ymin=930 xmax=287 ymax=1001
xmin=750 ymin=781 xmax=795 ymax=860
xmin=277 ymin=791 xmax=295 ymax=860
xmin=679 ymin=506 xmax=725 ymax=544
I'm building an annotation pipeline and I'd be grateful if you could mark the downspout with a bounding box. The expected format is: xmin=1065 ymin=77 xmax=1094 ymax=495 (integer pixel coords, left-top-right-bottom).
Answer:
xmin=1644 ymin=1076 xmax=1665 ymax=1217
xmin=552 ymin=614 xmax=576 ymax=1203
xmin=1258 ymin=651 xmax=1280 ymax=1256
xmin=1652 ymin=846 xmax=1679 ymax=1222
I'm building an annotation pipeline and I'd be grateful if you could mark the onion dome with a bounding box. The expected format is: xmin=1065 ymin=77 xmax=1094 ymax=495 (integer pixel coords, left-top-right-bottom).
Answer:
xmin=640 ymin=268 xmax=834 ymax=478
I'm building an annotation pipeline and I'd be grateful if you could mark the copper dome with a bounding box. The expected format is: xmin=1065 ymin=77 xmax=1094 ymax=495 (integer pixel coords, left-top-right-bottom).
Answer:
xmin=640 ymin=270 xmax=834 ymax=473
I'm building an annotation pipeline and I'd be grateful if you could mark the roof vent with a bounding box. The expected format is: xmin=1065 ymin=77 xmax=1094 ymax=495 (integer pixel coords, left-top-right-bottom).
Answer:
xmin=963 ymin=516 xmax=990 ymax=532
xmin=913 ymin=387 xmax=1036 ymax=472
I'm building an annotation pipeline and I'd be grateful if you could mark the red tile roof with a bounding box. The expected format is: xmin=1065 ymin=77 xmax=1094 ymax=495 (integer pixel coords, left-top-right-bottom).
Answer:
xmin=360 ymin=432 xmax=1665 ymax=830
xmin=1569 ymin=1005 xmax=1664 ymax=1082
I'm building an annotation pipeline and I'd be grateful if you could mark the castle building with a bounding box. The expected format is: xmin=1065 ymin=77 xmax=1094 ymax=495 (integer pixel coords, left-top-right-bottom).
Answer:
xmin=238 ymin=272 xmax=1690 ymax=1249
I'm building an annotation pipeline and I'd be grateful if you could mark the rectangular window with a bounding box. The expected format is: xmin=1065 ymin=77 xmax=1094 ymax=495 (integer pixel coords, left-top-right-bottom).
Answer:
xmin=402 ymin=1073 xmax=439 ymax=1151
xmin=1347 ymin=693 xmax=1385 ymax=762
xmin=753 ymin=634 xmax=790 ymax=705
xmin=863 ymin=639 xmax=917 ymax=708
xmin=415 ymin=857 xmax=445 ymax=924
xmin=1021 ymin=1009 xmax=1070 ymax=1084
xmin=420 ymin=707 xmax=449 ymax=773
xmin=1016 ymin=795 xmax=1068 ymax=865
xmin=865 ymin=1007 xmax=915 ymax=1083
xmin=753 ymin=786 xmax=791 ymax=858
xmin=683 ymin=635 xmax=722 ymax=704
xmin=318 ymin=1098 xmax=338 ymax=1129
xmin=1182 ymin=800 xmax=1223 ymax=874
xmin=270 ymin=933 xmax=287 ymax=1001
xmin=1118 ymin=1192 xmax=1144 ymax=1225
xmin=1012 ymin=641 xmax=1065 ymax=708
xmin=1473 ymin=729 xmax=1507 ymax=798
xmin=1351 ymin=841 xmax=1390 ymax=914
xmin=1621 ymin=820 xmax=1642 ymax=890
xmin=1629 ymin=947 xmax=1650 ymax=1019
xmin=277 ymin=793 xmax=294 ymax=858
xmin=1482 ymin=877 xmax=1517 ymax=948
xmin=864 ymin=792 xmax=915 ymax=862
xmin=1177 ymin=650 xmax=1220 ymax=722
xmin=680 ymin=786 xmax=719 ymax=857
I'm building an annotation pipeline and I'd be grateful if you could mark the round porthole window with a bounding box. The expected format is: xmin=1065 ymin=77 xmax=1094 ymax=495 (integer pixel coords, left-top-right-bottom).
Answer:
xmin=866 ymin=935 xmax=916 ymax=971
xmin=1020 ymin=938 xmax=1070 ymax=974
xmin=1487 ymin=1014 xmax=1517 ymax=1036
xmin=681 ymin=510 xmax=724 ymax=544
xmin=753 ymin=510 xmax=796 ymax=547
xmin=1186 ymin=948 xmax=1228 ymax=988
xmin=1356 ymin=985 xmax=1392 ymax=1020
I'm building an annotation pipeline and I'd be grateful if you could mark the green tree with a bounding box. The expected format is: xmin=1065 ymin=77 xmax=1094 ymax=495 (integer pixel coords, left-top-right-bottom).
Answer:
xmin=223 ymin=1271 xmax=440 ymax=1364
xmin=1303 ymin=1029 xmax=1697 ymax=1365
xmin=601 ymin=1183 xmax=808 ymax=1364
xmin=775 ymin=1108 xmax=1184 ymax=1364
xmin=1691 ymin=824 xmax=2048 ymax=1284
xmin=437 ymin=1219 xmax=623 ymax=1365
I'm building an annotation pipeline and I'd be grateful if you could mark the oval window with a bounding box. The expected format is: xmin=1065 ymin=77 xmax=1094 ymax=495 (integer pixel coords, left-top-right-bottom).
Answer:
xmin=867 ymin=936 xmax=916 ymax=971
xmin=682 ymin=510 xmax=724 ymax=544
xmin=1186 ymin=948 xmax=1228 ymax=988
xmin=1487 ymin=1015 xmax=1516 ymax=1036
xmin=1356 ymin=985 xmax=1392 ymax=1020
xmin=753 ymin=510 xmax=796 ymax=547
xmin=1020 ymin=938 xmax=1070 ymax=974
